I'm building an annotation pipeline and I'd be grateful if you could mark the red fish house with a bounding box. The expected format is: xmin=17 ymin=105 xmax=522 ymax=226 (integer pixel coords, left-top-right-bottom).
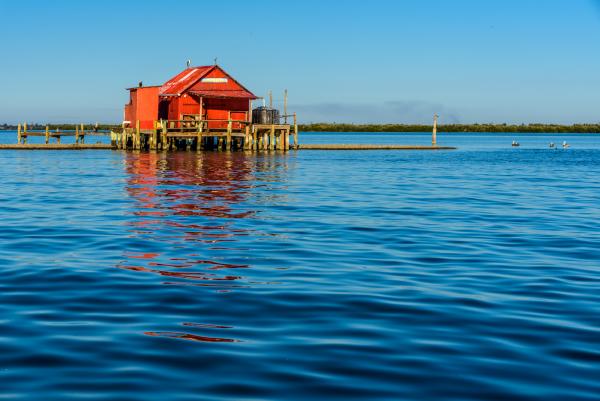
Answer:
xmin=122 ymin=64 xmax=298 ymax=152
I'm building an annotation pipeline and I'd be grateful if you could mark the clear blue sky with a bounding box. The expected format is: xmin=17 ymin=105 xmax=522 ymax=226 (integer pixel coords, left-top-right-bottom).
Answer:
xmin=1 ymin=0 xmax=599 ymax=124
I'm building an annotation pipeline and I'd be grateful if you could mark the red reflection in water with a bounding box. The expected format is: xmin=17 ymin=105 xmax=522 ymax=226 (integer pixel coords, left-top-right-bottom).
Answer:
xmin=182 ymin=322 xmax=233 ymax=329
xmin=120 ymin=152 xmax=266 ymax=280
xmin=144 ymin=331 xmax=238 ymax=343
xmin=117 ymin=264 xmax=241 ymax=281
xmin=119 ymin=152 xmax=293 ymax=343
xmin=125 ymin=152 xmax=259 ymax=219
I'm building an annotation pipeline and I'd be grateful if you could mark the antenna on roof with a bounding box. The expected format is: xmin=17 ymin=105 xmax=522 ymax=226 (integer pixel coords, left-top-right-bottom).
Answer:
xmin=214 ymin=57 xmax=218 ymax=65
xmin=186 ymin=59 xmax=191 ymax=68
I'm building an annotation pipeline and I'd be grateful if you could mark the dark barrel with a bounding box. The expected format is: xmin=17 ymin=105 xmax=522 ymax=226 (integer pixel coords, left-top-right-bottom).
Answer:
xmin=252 ymin=107 xmax=280 ymax=125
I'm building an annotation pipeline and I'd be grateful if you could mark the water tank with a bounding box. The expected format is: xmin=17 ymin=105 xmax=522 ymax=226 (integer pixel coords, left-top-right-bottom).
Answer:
xmin=252 ymin=107 xmax=280 ymax=125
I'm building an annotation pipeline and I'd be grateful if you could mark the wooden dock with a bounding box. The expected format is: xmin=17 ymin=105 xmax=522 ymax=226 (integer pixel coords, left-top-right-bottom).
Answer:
xmin=0 ymin=144 xmax=114 ymax=150
xmin=115 ymin=114 xmax=299 ymax=152
xmin=7 ymin=118 xmax=457 ymax=151
xmin=16 ymin=123 xmax=110 ymax=145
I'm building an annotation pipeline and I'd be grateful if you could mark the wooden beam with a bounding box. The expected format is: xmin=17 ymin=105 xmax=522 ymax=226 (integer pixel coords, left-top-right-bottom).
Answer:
xmin=45 ymin=125 xmax=49 ymax=144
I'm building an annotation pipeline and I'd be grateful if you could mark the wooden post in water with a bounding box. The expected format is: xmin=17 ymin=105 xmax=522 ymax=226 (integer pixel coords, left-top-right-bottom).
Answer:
xmin=168 ymin=121 xmax=175 ymax=151
xmin=279 ymin=128 xmax=285 ymax=151
xmin=161 ymin=120 xmax=167 ymax=151
xmin=17 ymin=123 xmax=21 ymax=144
xmin=56 ymin=128 xmax=61 ymax=144
xmin=80 ymin=123 xmax=85 ymax=144
xmin=432 ymin=114 xmax=438 ymax=146
xmin=23 ymin=123 xmax=27 ymax=144
xmin=293 ymin=113 xmax=298 ymax=149
xmin=284 ymin=89 xmax=288 ymax=124
xmin=150 ymin=121 xmax=157 ymax=150
xmin=253 ymin=127 xmax=258 ymax=151
xmin=75 ymin=124 xmax=80 ymax=144
xmin=244 ymin=125 xmax=250 ymax=150
xmin=226 ymin=111 xmax=232 ymax=151
xmin=269 ymin=125 xmax=275 ymax=151
xmin=197 ymin=119 xmax=203 ymax=151
xmin=45 ymin=125 xmax=49 ymax=144
xmin=135 ymin=120 xmax=140 ymax=150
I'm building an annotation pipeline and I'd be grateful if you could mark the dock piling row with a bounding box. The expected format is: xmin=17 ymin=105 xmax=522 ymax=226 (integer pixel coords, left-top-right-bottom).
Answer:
xmin=111 ymin=118 xmax=299 ymax=152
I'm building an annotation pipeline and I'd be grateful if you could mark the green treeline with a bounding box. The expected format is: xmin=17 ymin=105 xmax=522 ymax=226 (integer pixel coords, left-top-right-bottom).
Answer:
xmin=298 ymin=123 xmax=600 ymax=133
xmin=2 ymin=122 xmax=600 ymax=133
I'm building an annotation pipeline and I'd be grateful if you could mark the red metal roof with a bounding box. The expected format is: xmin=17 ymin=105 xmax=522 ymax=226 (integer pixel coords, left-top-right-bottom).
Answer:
xmin=188 ymin=90 xmax=256 ymax=99
xmin=159 ymin=66 xmax=213 ymax=96
xmin=159 ymin=65 xmax=257 ymax=99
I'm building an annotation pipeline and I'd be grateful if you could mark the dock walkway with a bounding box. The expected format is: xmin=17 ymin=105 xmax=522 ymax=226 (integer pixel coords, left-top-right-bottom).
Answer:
xmin=0 ymin=144 xmax=114 ymax=150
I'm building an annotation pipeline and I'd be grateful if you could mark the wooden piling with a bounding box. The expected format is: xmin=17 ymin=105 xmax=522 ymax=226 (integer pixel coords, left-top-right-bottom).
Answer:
xmin=135 ymin=120 xmax=140 ymax=150
xmin=150 ymin=121 xmax=157 ymax=150
xmin=75 ymin=125 xmax=80 ymax=144
xmin=80 ymin=123 xmax=85 ymax=144
xmin=196 ymin=119 xmax=203 ymax=151
xmin=284 ymin=89 xmax=288 ymax=124
xmin=45 ymin=125 xmax=49 ymax=144
xmin=279 ymin=128 xmax=284 ymax=150
xmin=253 ymin=127 xmax=258 ymax=150
xmin=293 ymin=113 xmax=298 ymax=149
xmin=23 ymin=123 xmax=28 ymax=144
xmin=226 ymin=112 xmax=232 ymax=151
xmin=17 ymin=123 xmax=22 ymax=144
xmin=432 ymin=114 xmax=438 ymax=146
xmin=56 ymin=128 xmax=61 ymax=144
xmin=244 ymin=125 xmax=250 ymax=150
xmin=159 ymin=120 xmax=165 ymax=150
xmin=269 ymin=125 xmax=275 ymax=151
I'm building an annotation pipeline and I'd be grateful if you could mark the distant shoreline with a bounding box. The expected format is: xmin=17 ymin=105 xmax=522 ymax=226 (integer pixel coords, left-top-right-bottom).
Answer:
xmin=1 ymin=123 xmax=599 ymax=133
xmin=299 ymin=123 xmax=600 ymax=133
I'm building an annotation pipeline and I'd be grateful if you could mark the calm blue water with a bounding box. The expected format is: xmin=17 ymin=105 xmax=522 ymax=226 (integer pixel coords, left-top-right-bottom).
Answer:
xmin=1 ymin=132 xmax=599 ymax=400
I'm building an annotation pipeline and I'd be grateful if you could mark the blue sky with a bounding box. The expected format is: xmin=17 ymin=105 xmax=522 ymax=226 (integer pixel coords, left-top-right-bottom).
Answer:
xmin=0 ymin=0 xmax=599 ymax=124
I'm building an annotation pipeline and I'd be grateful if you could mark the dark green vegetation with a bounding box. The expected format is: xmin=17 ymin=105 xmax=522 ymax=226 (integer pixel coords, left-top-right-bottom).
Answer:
xmin=299 ymin=123 xmax=600 ymax=133
xmin=2 ymin=123 xmax=600 ymax=133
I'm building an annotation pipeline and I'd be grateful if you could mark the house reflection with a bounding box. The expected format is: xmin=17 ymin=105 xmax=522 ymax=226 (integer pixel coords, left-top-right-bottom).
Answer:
xmin=117 ymin=151 xmax=290 ymax=288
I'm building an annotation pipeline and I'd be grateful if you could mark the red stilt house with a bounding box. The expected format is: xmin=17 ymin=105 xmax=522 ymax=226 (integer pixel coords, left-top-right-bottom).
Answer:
xmin=124 ymin=65 xmax=257 ymax=131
